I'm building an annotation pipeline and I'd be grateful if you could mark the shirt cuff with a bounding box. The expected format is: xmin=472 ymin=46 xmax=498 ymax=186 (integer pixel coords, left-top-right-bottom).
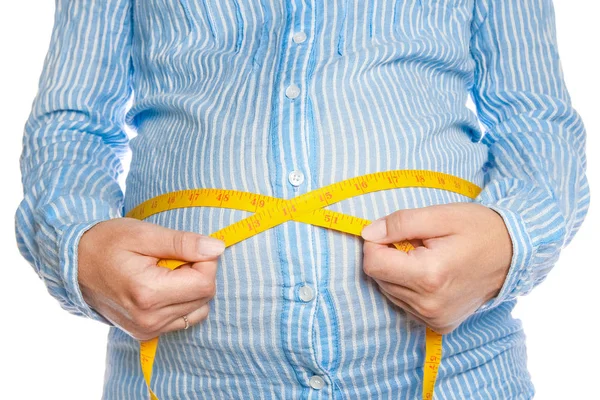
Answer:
xmin=471 ymin=167 xmax=573 ymax=315
xmin=59 ymin=220 xmax=114 ymax=325
xmin=473 ymin=202 xmax=534 ymax=313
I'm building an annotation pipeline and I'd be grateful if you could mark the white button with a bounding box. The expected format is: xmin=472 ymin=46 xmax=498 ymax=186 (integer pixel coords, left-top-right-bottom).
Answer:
xmin=285 ymin=84 xmax=301 ymax=99
xmin=309 ymin=375 xmax=325 ymax=390
xmin=288 ymin=170 xmax=305 ymax=186
xmin=293 ymin=31 xmax=307 ymax=44
xmin=298 ymin=285 xmax=315 ymax=302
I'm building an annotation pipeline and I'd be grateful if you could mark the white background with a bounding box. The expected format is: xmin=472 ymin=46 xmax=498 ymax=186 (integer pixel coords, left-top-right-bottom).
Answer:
xmin=0 ymin=1 xmax=597 ymax=398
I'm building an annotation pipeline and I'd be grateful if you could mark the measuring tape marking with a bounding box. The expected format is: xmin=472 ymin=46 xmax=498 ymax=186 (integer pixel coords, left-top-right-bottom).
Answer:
xmin=128 ymin=170 xmax=479 ymax=248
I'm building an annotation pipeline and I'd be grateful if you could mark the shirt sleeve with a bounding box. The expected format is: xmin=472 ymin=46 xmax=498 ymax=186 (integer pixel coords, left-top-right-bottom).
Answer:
xmin=469 ymin=0 xmax=590 ymax=312
xmin=14 ymin=0 xmax=133 ymax=322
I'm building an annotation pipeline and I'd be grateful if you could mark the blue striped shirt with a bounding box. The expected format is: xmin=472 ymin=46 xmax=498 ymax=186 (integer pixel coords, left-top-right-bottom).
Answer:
xmin=15 ymin=0 xmax=589 ymax=398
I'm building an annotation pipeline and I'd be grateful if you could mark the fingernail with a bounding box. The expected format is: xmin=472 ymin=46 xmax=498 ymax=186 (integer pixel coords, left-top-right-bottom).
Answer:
xmin=361 ymin=218 xmax=387 ymax=241
xmin=197 ymin=237 xmax=225 ymax=256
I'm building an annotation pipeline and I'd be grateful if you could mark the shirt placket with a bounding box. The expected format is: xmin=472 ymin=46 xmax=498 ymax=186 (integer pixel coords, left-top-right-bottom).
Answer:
xmin=269 ymin=0 xmax=336 ymax=397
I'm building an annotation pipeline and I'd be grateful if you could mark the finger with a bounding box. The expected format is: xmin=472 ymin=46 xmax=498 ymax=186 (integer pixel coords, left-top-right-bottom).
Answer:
xmin=133 ymin=260 xmax=218 ymax=307
xmin=125 ymin=295 xmax=213 ymax=338
xmin=130 ymin=220 xmax=225 ymax=261
xmin=373 ymin=278 xmax=420 ymax=306
xmin=362 ymin=240 xmax=433 ymax=289
xmin=160 ymin=304 xmax=211 ymax=334
xmin=361 ymin=205 xmax=459 ymax=244
xmin=153 ymin=296 xmax=213 ymax=331
xmin=408 ymin=238 xmax=424 ymax=248
xmin=190 ymin=258 xmax=219 ymax=278
xmin=378 ymin=283 xmax=457 ymax=334
xmin=378 ymin=288 xmax=428 ymax=327
xmin=161 ymin=259 xmax=219 ymax=305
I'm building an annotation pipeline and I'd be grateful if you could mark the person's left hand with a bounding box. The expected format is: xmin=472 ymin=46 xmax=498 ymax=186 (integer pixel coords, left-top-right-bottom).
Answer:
xmin=361 ymin=202 xmax=513 ymax=334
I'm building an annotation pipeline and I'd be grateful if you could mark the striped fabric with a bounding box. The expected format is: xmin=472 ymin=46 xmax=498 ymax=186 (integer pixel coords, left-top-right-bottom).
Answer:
xmin=15 ymin=0 xmax=589 ymax=398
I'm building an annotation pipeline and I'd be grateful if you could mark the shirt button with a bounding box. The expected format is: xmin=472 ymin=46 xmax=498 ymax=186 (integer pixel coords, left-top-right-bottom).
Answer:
xmin=309 ymin=375 xmax=325 ymax=390
xmin=288 ymin=170 xmax=305 ymax=187
xmin=293 ymin=31 xmax=307 ymax=44
xmin=298 ymin=285 xmax=315 ymax=302
xmin=285 ymin=84 xmax=301 ymax=99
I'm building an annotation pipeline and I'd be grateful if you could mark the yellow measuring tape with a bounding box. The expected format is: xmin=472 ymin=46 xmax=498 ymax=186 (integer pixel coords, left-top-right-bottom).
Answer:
xmin=125 ymin=169 xmax=481 ymax=399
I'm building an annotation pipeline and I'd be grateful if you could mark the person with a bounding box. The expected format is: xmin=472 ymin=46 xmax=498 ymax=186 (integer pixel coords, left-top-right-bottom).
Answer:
xmin=14 ymin=0 xmax=589 ymax=398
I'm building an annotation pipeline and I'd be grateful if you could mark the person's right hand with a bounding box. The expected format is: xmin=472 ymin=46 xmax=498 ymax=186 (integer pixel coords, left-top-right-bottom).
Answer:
xmin=77 ymin=217 xmax=225 ymax=340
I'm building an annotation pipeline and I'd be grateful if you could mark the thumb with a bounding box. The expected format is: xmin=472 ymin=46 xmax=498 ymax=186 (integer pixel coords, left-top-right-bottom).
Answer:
xmin=361 ymin=205 xmax=455 ymax=244
xmin=132 ymin=221 xmax=225 ymax=261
